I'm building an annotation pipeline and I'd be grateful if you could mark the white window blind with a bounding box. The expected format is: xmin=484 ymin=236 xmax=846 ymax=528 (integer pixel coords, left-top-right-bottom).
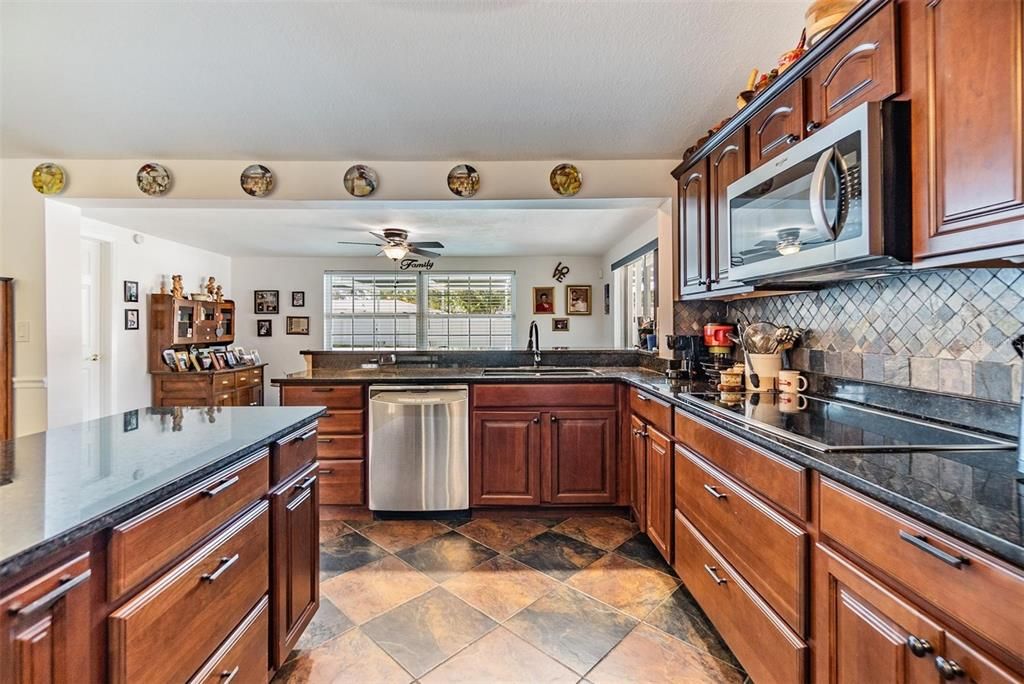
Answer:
xmin=424 ymin=272 xmax=514 ymax=350
xmin=323 ymin=271 xmax=515 ymax=350
xmin=323 ymin=272 xmax=419 ymax=350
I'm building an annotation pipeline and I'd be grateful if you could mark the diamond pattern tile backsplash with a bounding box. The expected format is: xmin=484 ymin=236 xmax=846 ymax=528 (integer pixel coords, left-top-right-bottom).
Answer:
xmin=674 ymin=269 xmax=1024 ymax=403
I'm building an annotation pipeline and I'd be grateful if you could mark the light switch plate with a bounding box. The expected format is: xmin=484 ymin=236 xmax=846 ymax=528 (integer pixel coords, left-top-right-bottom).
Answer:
xmin=15 ymin=321 xmax=29 ymax=342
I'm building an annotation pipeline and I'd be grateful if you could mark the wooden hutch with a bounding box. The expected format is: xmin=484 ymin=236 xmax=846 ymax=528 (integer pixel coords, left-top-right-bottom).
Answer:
xmin=148 ymin=294 xmax=266 ymax=407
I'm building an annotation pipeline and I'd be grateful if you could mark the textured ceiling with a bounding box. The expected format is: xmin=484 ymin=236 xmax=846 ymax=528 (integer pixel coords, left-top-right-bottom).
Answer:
xmin=1 ymin=1 xmax=806 ymax=160
xmin=79 ymin=198 xmax=661 ymax=257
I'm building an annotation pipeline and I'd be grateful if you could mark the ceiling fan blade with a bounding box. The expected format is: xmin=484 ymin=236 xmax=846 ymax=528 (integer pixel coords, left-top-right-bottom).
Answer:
xmin=408 ymin=241 xmax=445 ymax=249
xmin=368 ymin=232 xmax=390 ymax=243
xmin=408 ymin=247 xmax=441 ymax=258
xmin=337 ymin=240 xmax=383 ymax=246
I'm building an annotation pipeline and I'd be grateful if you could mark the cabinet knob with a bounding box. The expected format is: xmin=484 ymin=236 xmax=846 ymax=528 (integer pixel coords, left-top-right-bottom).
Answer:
xmin=806 ymin=120 xmax=821 ymax=133
xmin=935 ymin=657 xmax=964 ymax=680
xmin=550 ymin=415 xmax=558 ymax=422
xmin=532 ymin=417 xmax=540 ymax=424
xmin=906 ymin=636 xmax=933 ymax=658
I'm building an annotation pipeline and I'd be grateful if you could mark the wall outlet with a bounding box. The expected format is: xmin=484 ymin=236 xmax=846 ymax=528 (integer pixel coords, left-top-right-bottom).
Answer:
xmin=15 ymin=321 xmax=29 ymax=342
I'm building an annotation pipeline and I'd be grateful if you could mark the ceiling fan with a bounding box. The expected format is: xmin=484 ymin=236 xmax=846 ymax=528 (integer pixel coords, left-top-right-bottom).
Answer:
xmin=337 ymin=228 xmax=444 ymax=260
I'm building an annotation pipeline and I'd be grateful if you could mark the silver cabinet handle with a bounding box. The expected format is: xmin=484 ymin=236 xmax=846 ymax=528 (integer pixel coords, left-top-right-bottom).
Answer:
xmin=703 ymin=564 xmax=727 ymax=585
xmin=201 ymin=476 xmax=239 ymax=497
xmin=294 ymin=431 xmax=315 ymax=442
xmin=220 ymin=666 xmax=240 ymax=683
xmin=317 ymin=437 xmax=334 ymax=443
xmin=294 ymin=475 xmax=316 ymax=491
xmin=202 ymin=554 xmax=239 ymax=582
xmin=703 ymin=484 xmax=727 ymax=500
xmin=906 ymin=635 xmax=933 ymax=658
xmin=318 ymin=468 xmax=334 ymax=475
xmin=9 ymin=570 xmax=91 ymax=617
xmin=935 ymin=657 xmax=965 ymax=680
xmin=899 ymin=531 xmax=969 ymax=569
xmin=550 ymin=415 xmax=558 ymax=422
xmin=635 ymin=393 xmax=649 ymax=401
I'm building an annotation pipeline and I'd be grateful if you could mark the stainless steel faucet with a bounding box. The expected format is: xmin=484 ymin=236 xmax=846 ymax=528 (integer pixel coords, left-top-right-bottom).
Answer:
xmin=527 ymin=321 xmax=541 ymax=367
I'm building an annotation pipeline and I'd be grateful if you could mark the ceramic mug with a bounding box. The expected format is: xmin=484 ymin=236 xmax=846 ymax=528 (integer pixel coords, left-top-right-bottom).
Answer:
xmin=778 ymin=392 xmax=808 ymax=413
xmin=777 ymin=370 xmax=808 ymax=393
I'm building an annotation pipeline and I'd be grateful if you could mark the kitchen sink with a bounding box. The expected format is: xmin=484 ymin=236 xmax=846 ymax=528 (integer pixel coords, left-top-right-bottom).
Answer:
xmin=480 ymin=367 xmax=603 ymax=377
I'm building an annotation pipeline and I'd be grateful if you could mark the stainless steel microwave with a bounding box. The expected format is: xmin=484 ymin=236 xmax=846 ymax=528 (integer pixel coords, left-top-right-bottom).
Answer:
xmin=727 ymin=101 xmax=911 ymax=284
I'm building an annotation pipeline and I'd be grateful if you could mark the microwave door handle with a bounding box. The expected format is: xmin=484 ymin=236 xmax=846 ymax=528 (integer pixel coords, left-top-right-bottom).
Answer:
xmin=809 ymin=147 xmax=837 ymax=240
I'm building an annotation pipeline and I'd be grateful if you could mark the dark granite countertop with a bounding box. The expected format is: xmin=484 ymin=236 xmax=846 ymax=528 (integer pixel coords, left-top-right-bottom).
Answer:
xmin=0 ymin=406 xmax=325 ymax=579
xmin=273 ymin=366 xmax=1023 ymax=567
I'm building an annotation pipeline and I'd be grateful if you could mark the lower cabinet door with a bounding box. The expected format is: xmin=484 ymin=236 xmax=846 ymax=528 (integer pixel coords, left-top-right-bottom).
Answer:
xmin=543 ymin=410 xmax=617 ymax=504
xmin=0 ymin=553 xmax=92 ymax=684
xmin=644 ymin=427 xmax=672 ymax=562
xmin=629 ymin=416 xmax=647 ymax=531
xmin=471 ymin=411 xmax=541 ymax=506
xmin=270 ymin=463 xmax=319 ymax=669
xmin=815 ymin=543 xmax=943 ymax=684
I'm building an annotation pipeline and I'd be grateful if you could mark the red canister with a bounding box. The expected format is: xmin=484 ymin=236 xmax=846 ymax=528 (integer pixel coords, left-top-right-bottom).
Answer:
xmin=703 ymin=323 xmax=735 ymax=355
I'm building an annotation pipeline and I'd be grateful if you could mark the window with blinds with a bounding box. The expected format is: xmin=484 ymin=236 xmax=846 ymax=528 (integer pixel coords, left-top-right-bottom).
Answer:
xmin=323 ymin=271 xmax=514 ymax=350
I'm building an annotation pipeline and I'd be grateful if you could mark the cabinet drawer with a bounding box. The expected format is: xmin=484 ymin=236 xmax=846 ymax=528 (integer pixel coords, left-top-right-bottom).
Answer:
xmin=235 ymin=369 xmax=261 ymax=389
xmin=673 ymin=409 xmax=807 ymax=519
xmin=316 ymin=434 xmax=364 ymax=459
xmin=473 ymin=383 xmax=616 ymax=408
xmin=674 ymin=511 xmax=806 ymax=684
xmin=271 ymin=424 xmax=318 ymax=485
xmin=109 ymin=503 xmax=270 ymax=684
xmin=188 ymin=595 xmax=269 ymax=684
xmin=213 ymin=373 xmax=237 ymax=391
xmin=675 ymin=447 xmax=807 ymax=635
xmin=819 ymin=479 xmax=1024 ymax=657
xmin=319 ymin=409 xmax=363 ymax=434
xmin=159 ymin=375 xmax=211 ymax=396
xmin=629 ymin=389 xmax=672 ymax=434
xmin=214 ymin=390 xmax=235 ymax=406
xmin=806 ymin=2 xmax=897 ymax=128
xmin=281 ymin=385 xmax=364 ymax=409
xmin=318 ymin=459 xmax=363 ymax=505
xmin=108 ymin=450 xmax=269 ymax=599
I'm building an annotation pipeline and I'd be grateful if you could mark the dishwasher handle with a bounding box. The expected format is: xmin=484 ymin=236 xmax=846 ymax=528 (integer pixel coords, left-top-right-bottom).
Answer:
xmin=369 ymin=385 xmax=469 ymax=407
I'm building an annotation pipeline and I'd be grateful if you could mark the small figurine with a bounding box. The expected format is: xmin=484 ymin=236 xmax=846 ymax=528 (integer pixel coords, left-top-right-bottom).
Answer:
xmin=214 ymin=284 xmax=224 ymax=303
xmin=171 ymin=274 xmax=185 ymax=300
xmin=159 ymin=275 xmax=168 ymax=295
xmin=205 ymin=276 xmax=218 ymax=298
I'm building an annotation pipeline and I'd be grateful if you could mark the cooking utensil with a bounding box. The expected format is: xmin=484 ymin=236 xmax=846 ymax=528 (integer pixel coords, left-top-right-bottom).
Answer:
xmin=743 ymin=321 xmax=779 ymax=354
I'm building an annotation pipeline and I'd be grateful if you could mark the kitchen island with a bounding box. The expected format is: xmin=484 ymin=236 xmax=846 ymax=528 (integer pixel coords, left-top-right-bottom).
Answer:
xmin=0 ymin=405 xmax=325 ymax=683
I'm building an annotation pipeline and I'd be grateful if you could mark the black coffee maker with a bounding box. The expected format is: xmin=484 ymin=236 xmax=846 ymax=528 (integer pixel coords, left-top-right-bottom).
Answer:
xmin=664 ymin=335 xmax=706 ymax=382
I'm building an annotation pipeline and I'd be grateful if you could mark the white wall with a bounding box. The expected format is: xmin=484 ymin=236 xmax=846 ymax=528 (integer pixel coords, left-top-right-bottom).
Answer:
xmin=44 ymin=215 xmax=231 ymax=428
xmin=232 ymin=255 xmax=610 ymax=403
xmin=1 ymin=157 xmax=675 ymax=434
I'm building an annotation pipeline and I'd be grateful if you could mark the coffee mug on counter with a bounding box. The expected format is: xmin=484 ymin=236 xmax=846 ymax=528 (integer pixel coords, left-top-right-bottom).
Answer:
xmin=779 ymin=392 xmax=808 ymax=413
xmin=777 ymin=370 xmax=808 ymax=393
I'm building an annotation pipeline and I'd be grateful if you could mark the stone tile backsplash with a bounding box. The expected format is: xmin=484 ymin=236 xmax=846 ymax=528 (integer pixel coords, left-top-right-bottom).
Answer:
xmin=674 ymin=268 xmax=1024 ymax=403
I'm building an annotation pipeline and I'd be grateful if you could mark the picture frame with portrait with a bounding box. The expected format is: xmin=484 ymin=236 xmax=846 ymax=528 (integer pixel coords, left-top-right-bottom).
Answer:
xmin=254 ymin=289 xmax=279 ymax=314
xmin=124 ymin=308 xmax=140 ymax=330
xmin=257 ymin=319 xmax=272 ymax=337
xmin=566 ymin=285 xmax=592 ymax=315
xmin=532 ymin=286 xmax=555 ymax=315
xmin=123 ymin=280 xmax=139 ymax=302
xmin=292 ymin=291 xmax=305 ymax=307
xmin=552 ymin=318 xmax=569 ymax=332
xmin=286 ymin=316 xmax=310 ymax=335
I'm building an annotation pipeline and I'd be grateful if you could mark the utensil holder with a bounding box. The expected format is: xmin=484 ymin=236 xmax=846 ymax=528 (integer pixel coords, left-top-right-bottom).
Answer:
xmin=746 ymin=353 xmax=782 ymax=392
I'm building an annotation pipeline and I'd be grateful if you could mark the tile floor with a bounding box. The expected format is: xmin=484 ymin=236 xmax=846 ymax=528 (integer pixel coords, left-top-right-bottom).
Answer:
xmin=273 ymin=515 xmax=748 ymax=684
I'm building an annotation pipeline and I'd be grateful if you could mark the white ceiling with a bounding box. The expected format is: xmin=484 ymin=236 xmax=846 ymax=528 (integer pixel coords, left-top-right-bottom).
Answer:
xmin=77 ymin=199 xmax=662 ymax=257
xmin=2 ymin=1 xmax=806 ymax=160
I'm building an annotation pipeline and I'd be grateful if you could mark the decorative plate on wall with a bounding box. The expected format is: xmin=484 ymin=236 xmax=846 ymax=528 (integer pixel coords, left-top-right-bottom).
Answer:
xmin=344 ymin=164 xmax=378 ymax=197
xmin=240 ymin=164 xmax=274 ymax=197
xmin=136 ymin=162 xmax=172 ymax=196
xmin=550 ymin=163 xmax=582 ymax=196
xmin=31 ymin=162 xmax=66 ymax=194
xmin=447 ymin=164 xmax=480 ymax=198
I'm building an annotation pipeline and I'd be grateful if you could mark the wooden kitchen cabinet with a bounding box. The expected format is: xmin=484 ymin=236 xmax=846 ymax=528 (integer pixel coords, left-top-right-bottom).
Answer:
xmin=643 ymin=426 xmax=672 ymax=562
xmin=543 ymin=409 xmax=617 ymax=505
xmin=707 ymin=128 xmax=749 ymax=293
xmin=0 ymin=553 xmax=92 ymax=684
xmin=629 ymin=415 xmax=647 ymax=532
xmin=270 ymin=463 xmax=319 ymax=669
xmin=471 ymin=411 xmax=542 ymax=506
xmin=748 ymin=79 xmax=804 ymax=168
xmin=909 ymin=0 xmax=1024 ymax=263
xmin=677 ymin=157 xmax=710 ymax=297
xmin=805 ymin=2 xmax=898 ymax=131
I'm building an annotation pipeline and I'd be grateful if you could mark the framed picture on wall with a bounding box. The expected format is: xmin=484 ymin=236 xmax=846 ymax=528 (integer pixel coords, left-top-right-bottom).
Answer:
xmin=552 ymin=318 xmax=569 ymax=332
xmin=123 ymin=409 xmax=139 ymax=432
xmin=124 ymin=309 xmax=140 ymax=330
xmin=566 ymin=285 xmax=592 ymax=315
xmin=603 ymin=283 xmax=610 ymax=315
xmin=532 ymin=286 xmax=555 ymax=314
xmin=254 ymin=289 xmax=279 ymax=314
xmin=286 ymin=316 xmax=310 ymax=335
xmin=292 ymin=291 xmax=305 ymax=307
xmin=124 ymin=280 xmax=139 ymax=302
xmin=257 ymin=319 xmax=272 ymax=337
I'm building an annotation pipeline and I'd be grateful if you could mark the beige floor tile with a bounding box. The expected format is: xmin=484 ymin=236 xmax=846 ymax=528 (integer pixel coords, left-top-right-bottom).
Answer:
xmin=553 ymin=517 xmax=639 ymax=551
xmin=456 ymin=517 xmax=548 ymax=552
xmin=421 ymin=627 xmax=578 ymax=684
xmin=320 ymin=555 xmax=435 ymax=624
xmin=272 ymin=628 xmax=412 ymax=684
xmin=588 ymin=624 xmax=745 ymax=684
xmin=566 ymin=553 xmax=679 ymax=619
xmin=443 ymin=555 xmax=559 ymax=621
xmin=360 ymin=520 xmax=450 ymax=552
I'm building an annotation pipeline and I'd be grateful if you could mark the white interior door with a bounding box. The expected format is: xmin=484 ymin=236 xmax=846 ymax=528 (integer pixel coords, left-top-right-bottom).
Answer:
xmin=80 ymin=237 xmax=105 ymax=421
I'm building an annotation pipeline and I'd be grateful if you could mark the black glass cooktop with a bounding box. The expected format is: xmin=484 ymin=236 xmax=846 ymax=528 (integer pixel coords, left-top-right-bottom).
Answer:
xmin=684 ymin=392 xmax=1016 ymax=453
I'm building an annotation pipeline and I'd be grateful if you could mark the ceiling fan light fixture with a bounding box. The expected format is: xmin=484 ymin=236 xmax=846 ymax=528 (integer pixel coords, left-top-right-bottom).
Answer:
xmin=382 ymin=243 xmax=409 ymax=260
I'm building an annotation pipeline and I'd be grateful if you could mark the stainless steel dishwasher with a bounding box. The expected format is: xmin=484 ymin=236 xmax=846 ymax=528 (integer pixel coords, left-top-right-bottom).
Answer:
xmin=368 ymin=385 xmax=469 ymax=512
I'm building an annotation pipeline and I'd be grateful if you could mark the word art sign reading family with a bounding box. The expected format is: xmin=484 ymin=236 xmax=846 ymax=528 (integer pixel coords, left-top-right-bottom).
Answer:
xmin=399 ymin=258 xmax=435 ymax=270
